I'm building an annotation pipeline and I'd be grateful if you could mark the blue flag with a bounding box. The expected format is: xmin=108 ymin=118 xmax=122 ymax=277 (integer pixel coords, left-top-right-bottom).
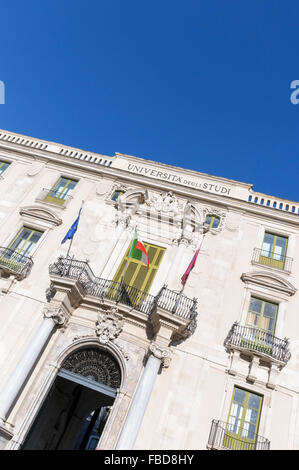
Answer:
xmin=61 ymin=208 xmax=82 ymax=244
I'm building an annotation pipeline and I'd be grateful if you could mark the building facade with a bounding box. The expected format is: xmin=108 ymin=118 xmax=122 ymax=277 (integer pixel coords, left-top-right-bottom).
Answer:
xmin=0 ymin=129 xmax=298 ymax=450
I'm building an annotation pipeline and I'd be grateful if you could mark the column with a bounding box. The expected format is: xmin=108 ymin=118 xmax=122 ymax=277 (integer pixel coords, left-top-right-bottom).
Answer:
xmin=0 ymin=306 xmax=66 ymax=422
xmin=116 ymin=342 xmax=171 ymax=450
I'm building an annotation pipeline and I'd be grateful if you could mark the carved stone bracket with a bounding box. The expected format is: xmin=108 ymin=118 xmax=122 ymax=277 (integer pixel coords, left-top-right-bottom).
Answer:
xmin=148 ymin=342 xmax=172 ymax=368
xmin=43 ymin=306 xmax=67 ymax=327
xmin=95 ymin=306 xmax=124 ymax=344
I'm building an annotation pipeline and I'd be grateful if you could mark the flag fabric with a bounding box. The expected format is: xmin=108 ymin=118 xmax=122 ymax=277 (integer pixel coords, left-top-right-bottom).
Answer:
xmin=181 ymin=248 xmax=200 ymax=287
xmin=61 ymin=208 xmax=82 ymax=244
xmin=128 ymin=230 xmax=149 ymax=268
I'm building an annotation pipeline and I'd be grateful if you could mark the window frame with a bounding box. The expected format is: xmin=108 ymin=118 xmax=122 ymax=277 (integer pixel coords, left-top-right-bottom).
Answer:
xmin=0 ymin=160 xmax=11 ymax=177
xmin=205 ymin=214 xmax=221 ymax=230
xmin=225 ymin=386 xmax=263 ymax=449
xmin=45 ymin=176 xmax=78 ymax=206
xmin=260 ymin=231 xmax=288 ymax=269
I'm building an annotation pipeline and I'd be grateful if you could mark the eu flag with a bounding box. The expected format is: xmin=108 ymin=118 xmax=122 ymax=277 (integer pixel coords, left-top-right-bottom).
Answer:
xmin=61 ymin=208 xmax=82 ymax=244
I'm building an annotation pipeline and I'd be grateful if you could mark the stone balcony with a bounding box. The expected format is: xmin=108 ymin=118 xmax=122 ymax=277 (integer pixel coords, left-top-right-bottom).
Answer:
xmin=207 ymin=419 xmax=270 ymax=450
xmin=225 ymin=322 xmax=291 ymax=388
xmin=48 ymin=256 xmax=198 ymax=344
xmin=0 ymin=247 xmax=33 ymax=280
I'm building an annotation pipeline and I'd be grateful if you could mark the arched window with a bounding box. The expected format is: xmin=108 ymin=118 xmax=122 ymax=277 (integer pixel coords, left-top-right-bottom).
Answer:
xmin=61 ymin=348 xmax=121 ymax=389
xmin=205 ymin=214 xmax=220 ymax=229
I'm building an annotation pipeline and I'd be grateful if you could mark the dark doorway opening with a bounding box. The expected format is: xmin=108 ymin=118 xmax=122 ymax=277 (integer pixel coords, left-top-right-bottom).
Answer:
xmin=22 ymin=373 xmax=115 ymax=450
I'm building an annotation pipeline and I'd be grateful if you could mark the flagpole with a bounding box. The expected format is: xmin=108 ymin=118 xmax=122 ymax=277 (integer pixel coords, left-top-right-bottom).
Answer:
xmin=180 ymin=227 xmax=208 ymax=294
xmin=66 ymin=200 xmax=84 ymax=258
xmin=173 ymin=225 xmax=209 ymax=313
xmin=121 ymin=224 xmax=137 ymax=285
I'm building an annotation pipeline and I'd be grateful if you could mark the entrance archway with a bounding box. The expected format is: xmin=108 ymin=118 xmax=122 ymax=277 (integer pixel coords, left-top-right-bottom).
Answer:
xmin=22 ymin=347 xmax=121 ymax=450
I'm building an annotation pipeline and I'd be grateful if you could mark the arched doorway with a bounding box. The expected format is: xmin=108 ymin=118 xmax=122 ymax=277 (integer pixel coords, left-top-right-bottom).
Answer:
xmin=22 ymin=347 xmax=121 ymax=450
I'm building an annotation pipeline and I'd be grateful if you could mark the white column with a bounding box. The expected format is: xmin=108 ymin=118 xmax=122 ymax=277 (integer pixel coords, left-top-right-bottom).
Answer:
xmin=0 ymin=307 xmax=65 ymax=422
xmin=116 ymin=343 xmax=171 ymax=450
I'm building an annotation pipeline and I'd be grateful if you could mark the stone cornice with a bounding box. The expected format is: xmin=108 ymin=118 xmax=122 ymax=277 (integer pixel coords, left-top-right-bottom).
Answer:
xmin=1 ymin=130 xmax=299 ymax=226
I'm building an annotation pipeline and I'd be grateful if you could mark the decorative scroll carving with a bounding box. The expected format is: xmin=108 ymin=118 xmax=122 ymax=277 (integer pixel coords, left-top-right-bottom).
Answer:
xmin=62 ymin=348 xmax=121 ymax=389
xmin=43 ymin=306 xmax=66 ymax=327
xmin=45 ymin=284 xmax=56 ymax=302
xmin=148 ymin=342 xmax=171 ymax=368
xmin=96 ymin=307 xmax=124 ymax=344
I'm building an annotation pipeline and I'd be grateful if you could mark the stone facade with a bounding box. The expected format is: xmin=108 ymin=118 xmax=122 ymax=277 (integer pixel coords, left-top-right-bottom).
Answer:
xmin=0 ymin=129 xmax=298 ymax=449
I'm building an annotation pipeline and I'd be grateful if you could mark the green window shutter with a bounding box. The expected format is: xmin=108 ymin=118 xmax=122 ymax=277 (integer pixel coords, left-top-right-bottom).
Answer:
xmin=242 ymin=297 xmax=278 ymax=355
xmin=224 ymin=387 xmax=263 ymax=450
xmin=113 ymin=241 xmax=166 ymax=294
xmin=260 ymin=232 xmax=288 ymax=269
xmin=45 ymin=177 xmax=77 ymax=206
xmin=8 ymin=227 xmax=43 ymax=256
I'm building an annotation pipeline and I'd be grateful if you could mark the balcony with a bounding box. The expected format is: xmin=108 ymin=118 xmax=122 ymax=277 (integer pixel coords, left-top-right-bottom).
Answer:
xmin=36 ymin=188 xmax=73 ymax=208
xmin=252 ymin=248 xmax=292 ymax=273
xmin=48 ymin=257 xmax=198 ymax=340
xmin=207 ymin=420 xmax=270 ymax=450
xmin=0 ymin=247 xmax=33 ymax=280
xmin=225 ymin=322 xmax=291 ymax=365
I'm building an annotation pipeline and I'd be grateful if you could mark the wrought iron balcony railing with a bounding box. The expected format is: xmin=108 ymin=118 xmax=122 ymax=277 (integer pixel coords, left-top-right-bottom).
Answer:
xmin=225 ymin=322 xmax=291 ymax=364
xmin=252 ymin=248 xmax=293 ymax=272
xmin=208 ymin=419 xmax=270 ymax=450
xmin=36 ymin=188 xmax=73 ymax=207
xmin=0 ymin=247 xmax=33 ymax=279
xmin=49 ymin=256 xmax=198 ymax=321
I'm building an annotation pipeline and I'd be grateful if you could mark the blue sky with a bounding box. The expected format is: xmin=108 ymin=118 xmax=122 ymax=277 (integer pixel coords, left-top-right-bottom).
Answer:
xmin=1 ymin=0 xmax=299 ymax=201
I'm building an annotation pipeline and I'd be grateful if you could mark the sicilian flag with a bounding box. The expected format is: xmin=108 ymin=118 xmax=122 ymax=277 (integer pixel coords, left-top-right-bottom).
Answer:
xmin=61 ymin=207 xmax=82 ymax=244
xmin=129 ymin=230 xmax=149 ymax=268
xmin=181 ymin=248 xmax=200 ymax=287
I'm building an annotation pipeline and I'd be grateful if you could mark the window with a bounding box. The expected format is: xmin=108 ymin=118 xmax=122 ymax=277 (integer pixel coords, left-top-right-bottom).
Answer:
xmin=242 ymin=297 xmax=278 ymax=355
xmin=259 ymin=232 xmax=288 ymax=269
xmin=0 ymin=161 xmax=10 ymax=176
xmin=246 ymin=297 xmax=278 ymax=335
xmin=8 ymin=227 xmax=43 ymax=257
xmin=224 ymin=387 xmax=263 ymax=450
xmin=111 ymin=190 xmax=124 ymax=201
xmin=45 ymin=177 xmax=77 ymax=206
xmin=205 ymin=214 xmax=220 ymax=229
xmin=0 ymin=227 xmax=43 ymax=274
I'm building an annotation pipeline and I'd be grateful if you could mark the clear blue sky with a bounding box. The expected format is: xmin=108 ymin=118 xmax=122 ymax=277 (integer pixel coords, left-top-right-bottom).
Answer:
xmin=1 ymin=0 xmax=299 ymax=201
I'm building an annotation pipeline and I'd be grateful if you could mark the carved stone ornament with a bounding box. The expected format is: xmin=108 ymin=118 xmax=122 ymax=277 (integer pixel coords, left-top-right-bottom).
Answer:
xmin=148 ymin=342 xmax=172 ymax=368
xmin=96 ymin=307 xmax=124 ymax=344
xmin=43 ymin=306 xmax=66 ymax=327
xmin=202 ymin=206 xmax=226 ymax=233
xmin=146 ymin=191 xmax=183 ymax=216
